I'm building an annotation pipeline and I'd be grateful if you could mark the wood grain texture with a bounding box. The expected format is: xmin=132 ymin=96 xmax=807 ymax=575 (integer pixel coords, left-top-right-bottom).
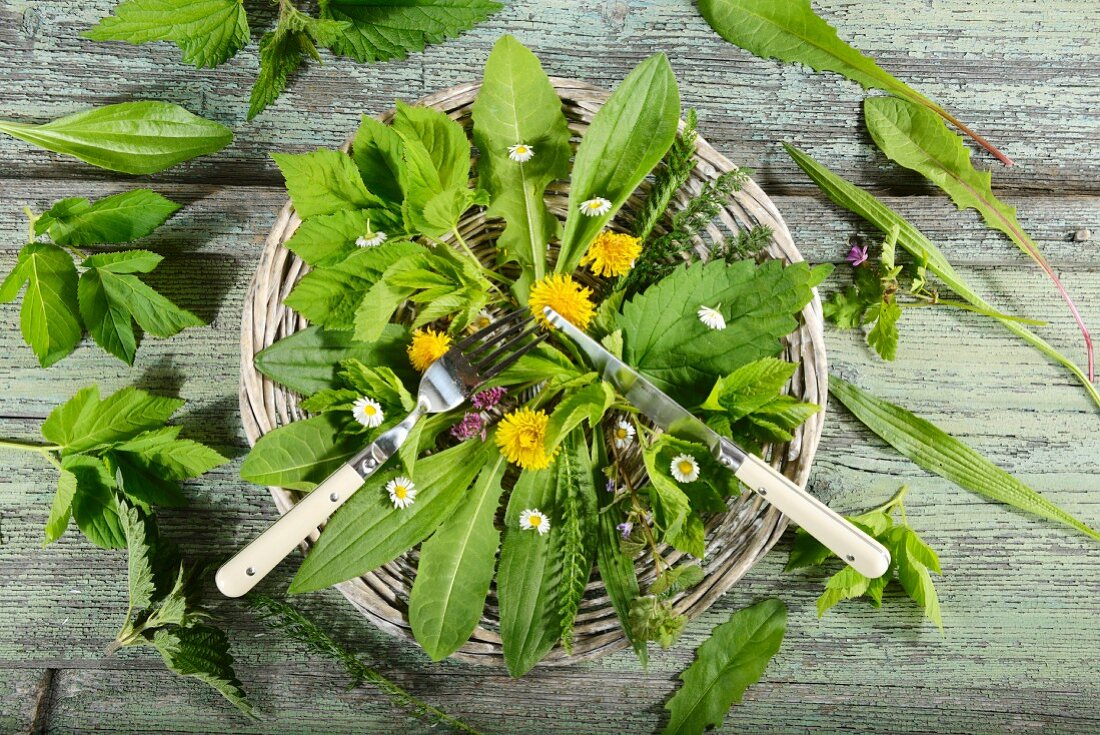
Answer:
xmin=1 ymin=0 xmax=1099 ymax=732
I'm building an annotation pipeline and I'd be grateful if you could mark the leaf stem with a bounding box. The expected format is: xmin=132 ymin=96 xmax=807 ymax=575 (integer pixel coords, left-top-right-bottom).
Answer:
xmin=923 ymin=99 xmax=1015 ymax=167
xmin=900 ymin=295 xmax=1045 ymax=325
xmin=0 ymin=438 xmax=62 ymax=453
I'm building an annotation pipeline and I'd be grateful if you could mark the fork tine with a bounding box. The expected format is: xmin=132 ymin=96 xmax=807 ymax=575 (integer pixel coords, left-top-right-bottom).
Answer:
xmin=476 ymin=332 xmax=549 ymax=384
xmin=474 ymin=323 xmax=542 ymax=372
xmin=454 ymin=308 xmax=527 ymax=351
xmin=464 ymin=316 xmax=534 ymax=362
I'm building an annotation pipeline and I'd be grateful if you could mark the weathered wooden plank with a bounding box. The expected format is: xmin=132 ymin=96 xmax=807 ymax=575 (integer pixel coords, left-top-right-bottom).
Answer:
xmin=0 ymin=667 xmax=49 ymax=734
xmin=0 ymin=1 xmax=1098 ymax=193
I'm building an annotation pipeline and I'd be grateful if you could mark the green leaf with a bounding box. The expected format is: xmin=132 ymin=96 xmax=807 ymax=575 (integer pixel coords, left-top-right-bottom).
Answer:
xmin=44 ymin=469 xmax=78 ymax=546
xmin=352 ymin=116 xmax=406 ymax=206
xmin=253 ymin=324 xmax=413 ymax=396
xmin=0 ymin=102 xmax=233 ymax=175
xmin=785 ymin=144 xmax=1100 ymax=410
xmin=392 ymin=101 xmax=470 ymax=194
xmin=885 ymin=526 xmax=943 ymax=630
xmin=864 ymin=96 xmax=1086 ymax=360
xmin=318 ymin=0 xmax=502 ymax=64
xmin=120 ymin=503 xmax=156 ymax=610
xmin=152 ymin=624 xmax=252 ymax=716
xmin=1 ymin=242 xmax=82 ymax=367
xmin=112 ymin=451 xmax=189 ymax=508
xmin=557 ymin=53 xmax=680 ymax=274
xmin=283 ymin=209 xmax=404 ymax=267
xmin=615 ymin=259 xmax=819 ymax=407
xmin=64 ymin=454 xmax=126 ymax=549
xmin=554 ymin=432 xmax=598 ymax=653
xmin=42 ymin=385 xmax=183 ymax=455
xmin=272 ymin=149 xmax=383 ymax=219
xmin=641 ymin=440 xmax=706 ymax=557
xmin=85 ymin=0 xmax=249 ymax=68
xmin=471 ymin=34 xmax=572 ymax=290
xmin=865 ymin=300 xmax=901 ymax=362
xmin=650 ymin=562 xmax=705 ymax=599
xmin=290 ymin=440 xmax=486 ymax=593
xmin=544 ymin=381 xmax=614 ymax=453
xmin=409 ymin=450 xmax=507 ymax=660
xmin=240 ymin=414 xmax=363 ymax=491
xmin=39 ymin=190 xmax=179 ymax=246
xmin=662 ymin=598 xmax=786 ymax=735
xmin=596 ymin=499 xmax=647 ymax=666
xmin=830 ymin=375 xmax=1100 ymax=542
xmin=249 ymin=27 xmax=309 ymax=121
xmin=113 ymin=426 xmax=227 ymax=480
xmin=815 ymin=565 xmax=872 ymax=617
xmin=697 ymin=0 xmax=1010 ymax=164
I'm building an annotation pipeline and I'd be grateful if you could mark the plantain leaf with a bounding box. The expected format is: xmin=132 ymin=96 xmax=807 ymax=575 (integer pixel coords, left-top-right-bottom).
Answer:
xmin=696 ymin=0 xmax=1010 ymax=164
xmin=409 ymin=449 xmax=507 ymax=660
xmin=662 ymin=598 xmax=786 ymax=735
xmin=556 ymin=53 xmax=680 ymax=274
xmin=830 ymin=375 xmax=1100 ymax=542
xmin=471 ymin=35 xmax=572 ymax=293
xmin=239 ymin=414 xmax=363 ymax=491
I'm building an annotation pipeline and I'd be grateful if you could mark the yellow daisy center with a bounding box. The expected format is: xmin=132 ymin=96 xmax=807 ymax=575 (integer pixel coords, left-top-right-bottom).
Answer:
xmin=584 ymin=201 xmax=602 ymax=212
xmin=394 ymin=485 xmax=408 ymax=499
xmin=364 ymin=405 xmax=377 ymax=416
xmin=678 ymin=460 xmax=694 ymax=476
xmin=529 ymin=515 xmax=542 ymax=527
xmin=407 ymin=328 xmax=452 ymax=372
xmin=528 ymin=274 xmax=596 ymax=330
xmin=615 ymin=427 xmax=629 ymax=439
xmin=580 ymin=231 xmax=643 ymax=277
xmin=495 ymin=407 xmax=556 ymax=470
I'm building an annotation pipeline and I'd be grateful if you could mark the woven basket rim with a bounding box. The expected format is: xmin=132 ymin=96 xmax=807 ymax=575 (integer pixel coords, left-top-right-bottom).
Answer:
xmin=239 ymin=77 xmax=827 ymax=667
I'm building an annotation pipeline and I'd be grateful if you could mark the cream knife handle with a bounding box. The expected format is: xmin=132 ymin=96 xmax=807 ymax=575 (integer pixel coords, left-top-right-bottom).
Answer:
xmin=215 ymin=463 xmax=366 ymax=598
xmin=733 ymin=454 xmax=891 ymax=578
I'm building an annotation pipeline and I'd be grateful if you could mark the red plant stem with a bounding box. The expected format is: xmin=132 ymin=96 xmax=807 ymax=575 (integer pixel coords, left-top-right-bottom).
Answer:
xmin=930 ymin=103 xmax=1016 ymax=167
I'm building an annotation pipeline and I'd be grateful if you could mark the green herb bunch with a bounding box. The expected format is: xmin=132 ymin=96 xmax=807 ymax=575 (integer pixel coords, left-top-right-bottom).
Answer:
xmin=244 ymin=35 xmax=827 ymax=675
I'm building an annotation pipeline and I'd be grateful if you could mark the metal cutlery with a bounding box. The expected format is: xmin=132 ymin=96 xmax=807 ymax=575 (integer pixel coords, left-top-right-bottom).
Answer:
xmin=543 ymin=306 xmax=891 ymax=579
xmin=216 ymin=308 xmax=546 ymax=598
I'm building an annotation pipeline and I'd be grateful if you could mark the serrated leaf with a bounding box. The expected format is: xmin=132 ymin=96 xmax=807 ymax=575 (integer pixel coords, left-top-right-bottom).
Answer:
xmin=319 ymin=0 xmax=501 ymax=63
xmin=273 ymin=149 xmax=383 ymax=219
xmin=596 ymin=499 xmax=647 ymax=666
xmin=554 ymin=432 xmax=598 ymax=653
xmin=697 ymin=0 xmax=1009 ymax=163
xmin=42 ymin=385 xmax=183 ymax=455
xmin=113 ymin=426 xmax=227 ymax=480
xmin=39 ymin=190 xmax=179 ymax=247
xmin=44 ymin=469 xmax=78 ymax=546
xmin=85 ymin=0 xmax=249 ymax=69
xmin=544 ymin=381 xmax=614 ymax=453
xmin=64 ymin=454 xmax=126 ymax=549
xmin=866 ymin=300 xmax=901 ymax=361
xmin=351 ymin=116 xmax=406 ymax=205
xmin=641 ymin=440 xmax=705 ymax=557
xmin=392 ymin=101 xmax=469 ymax=194
xmin=152 ymin=624 xmax=252 ymax=716
xmin=816 ymin=565 xmax=872 ymax=617
xmin=249 ymin=27 xmax=309 ymax=121
xmin=662 ymin=598 xmax=786 ymax=735
xmin=885 ymin=526 xmax=943 ymax=630
xmin=557 ymin=53 xmax=680 ymax=273
xmin=1 ymin=242 xmax=82 ymax=367
xmin=121 ymin=503 xmax=156 ymax=610
xmin=290 ymin=440 xmax=486 ymax=593
xmin=113 ymin=451 xmax=189 ymax=508
xmin=240 ymin=413 xmax=363 ymax=491
xmin=283 ymin=209 xmax=405 ymax=267
xmin=614 ymin=259 xmax=819 ymax=407
xmin=830 ymin=375 xmax=1100 ymax=542
xmin=471 ymin=34 xmax=571 ymax=291
xmin=0 ymin=102 xmax=233 ymax=175
xmin=409 ymin=450 xmax=507 ymax=660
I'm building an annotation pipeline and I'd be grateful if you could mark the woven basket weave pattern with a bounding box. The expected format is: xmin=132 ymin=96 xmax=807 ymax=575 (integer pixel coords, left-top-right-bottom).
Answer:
xmin=240 ymin=78 xmax=827 ymax=666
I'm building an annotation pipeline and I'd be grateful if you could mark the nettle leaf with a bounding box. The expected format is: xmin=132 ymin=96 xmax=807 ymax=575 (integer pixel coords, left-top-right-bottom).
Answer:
xmin=557 ymin=53 xmax=680 ymax=273
xmin=318 ymin=0 xmax=502 ymax=64
xmin=0 ymin=102 xmax=233 ymax=175
xmin=290 ymin=440 xmax=486 ymax=593
xmin=240 ymin=413 xmax=363 ymax=491
xmin=697 ymin=0 xmax=1010 ymax=164
xmin=254 ymin=324 xmax=413 ymax=396
xmin=85 ymin=0 xmax=249 ymax=69
xmin=273 ymin=149 xmax=384 ymax=219
xmin=38 ymin=190 xmax=180 ymax=246
xmin=250 ymin=27 xmax=309 ymax=121
xmin=615 ymin=259 xmax=825 ymax=407
xmin=830 ymin=375 xmax=1100 ymax=542
xmin=78 ymin=250 xmax=203 ymax=365
xmin=152 ymin=624 xmax=252 ymax=716
xmin=42 ymin=385 xmax=183 ymax=455
xmin=122 ymin=504 xmax=157 ymax=610
xmin=0 ymin=242 xmax=82 ymax=367
xmin=662 ymin=598 xmax=786 ymax=735
xmin=113 ymin=426 xmax=227 ymax=481
xmin=472 ymin=35 xmax=572 ymax=291
xmin=409 ymin=450 xmax=508 ymax=660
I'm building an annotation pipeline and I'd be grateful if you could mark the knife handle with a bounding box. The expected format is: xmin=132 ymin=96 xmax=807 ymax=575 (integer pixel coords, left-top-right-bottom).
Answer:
xmin=732 ymin=454 xmax=891 ymax=578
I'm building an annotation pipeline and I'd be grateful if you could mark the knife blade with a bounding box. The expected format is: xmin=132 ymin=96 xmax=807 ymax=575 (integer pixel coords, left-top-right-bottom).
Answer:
xmin=543 ymin=306 xmax=890 ymax=578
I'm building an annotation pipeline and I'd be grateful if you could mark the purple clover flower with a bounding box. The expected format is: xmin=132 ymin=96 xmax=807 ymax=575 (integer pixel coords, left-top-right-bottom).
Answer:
xmin=846 ymin=244 xmax=869 ymax=267
xmin=471 ymin=387 xmax=506 ymax=411
xmin=605 ymin=478 xmax=617 ymax=494
xmin=616 ymin=520 xmax=634 ymax=539
xmin=449 ymin=412 xmax=487 ymax=441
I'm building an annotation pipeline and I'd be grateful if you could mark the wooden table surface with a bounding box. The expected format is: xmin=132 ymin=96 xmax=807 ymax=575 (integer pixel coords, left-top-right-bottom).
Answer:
xmin=2 ymin=1 xmax=1099 ymax=733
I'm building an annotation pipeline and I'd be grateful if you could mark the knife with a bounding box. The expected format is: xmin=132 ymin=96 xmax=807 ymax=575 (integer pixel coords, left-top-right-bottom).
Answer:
xmin=543 ymin=307 xmax=890 ymax=579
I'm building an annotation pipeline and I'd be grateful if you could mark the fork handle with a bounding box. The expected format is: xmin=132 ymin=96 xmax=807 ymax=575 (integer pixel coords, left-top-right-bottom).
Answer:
xmin=733 ymin=454 xmax=892 ymax=579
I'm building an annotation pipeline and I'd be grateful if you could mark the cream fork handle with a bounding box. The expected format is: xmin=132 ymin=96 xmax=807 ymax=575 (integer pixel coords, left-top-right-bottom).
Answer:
xmin=734 ymin=454 xmax=891 ymax=578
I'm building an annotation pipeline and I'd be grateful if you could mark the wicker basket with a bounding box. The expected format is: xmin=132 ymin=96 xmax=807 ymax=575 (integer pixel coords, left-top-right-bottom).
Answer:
xmin=239 ymin=78 xmax=827 ymax=666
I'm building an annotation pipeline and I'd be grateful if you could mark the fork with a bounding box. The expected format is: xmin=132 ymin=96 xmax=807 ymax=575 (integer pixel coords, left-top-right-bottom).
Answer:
xmin=216 ymin=309 xmax=546 ymax=598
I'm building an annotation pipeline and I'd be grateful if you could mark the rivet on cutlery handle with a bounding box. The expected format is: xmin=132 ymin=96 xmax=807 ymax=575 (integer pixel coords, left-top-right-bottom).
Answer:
xmin=215 ymin=463 xmax=366 ymax=598
xmin=732 ymin=453 xmax=891 ymax=579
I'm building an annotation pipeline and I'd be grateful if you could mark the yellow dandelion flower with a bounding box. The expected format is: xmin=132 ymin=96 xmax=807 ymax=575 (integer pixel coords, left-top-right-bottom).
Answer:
xmin=580 ymin=231 xmax=643 ymax=277
xmin=528 ymin=274 xmax=596 ymax=330
xmin=495 ymin=407 xmax=556 ymax=470
xmin=407 ymin=328 xmax=452 ymax=372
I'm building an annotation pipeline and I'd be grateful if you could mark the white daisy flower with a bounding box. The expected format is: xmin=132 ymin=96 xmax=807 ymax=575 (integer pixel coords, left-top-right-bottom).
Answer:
xmin=508 ymin=143 xmax=535 ymax=163
xmin=580 ymin=197 xmax=612 ymax=217
xmin=355 ymin=230 xmax=387 ymax=248
xmin=352 ymin=397 xmax=384 ymax=428
xmin=612 ymin=419 xmax=636 ymax=449
xmin=697 ymin=304 xmax=726 ymax=330
xmin=386 ymin=477 xmax=417 ymax=509
xmin=468 ymin=309 xmax=493 ymax=333
xmin=670 ymin=453 xmax=700 ymax=483
xmin=519 ymin=508 xmax=550 ymax=535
